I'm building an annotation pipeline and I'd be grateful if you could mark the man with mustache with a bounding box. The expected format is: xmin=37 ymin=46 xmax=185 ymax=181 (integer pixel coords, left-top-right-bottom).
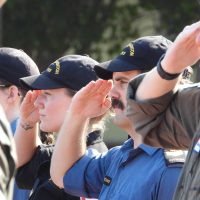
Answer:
xmin=112 ymin=98 xmax=124 ymax=111
xmin=51 ymin=36 xmax=186 ymax=200
xmin=94 ymin=36 xmax=171 ymax=143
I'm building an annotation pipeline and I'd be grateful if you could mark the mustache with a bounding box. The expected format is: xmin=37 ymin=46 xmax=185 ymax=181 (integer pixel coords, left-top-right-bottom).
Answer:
xmin=111 ymin=98 xmax=125 ymax=110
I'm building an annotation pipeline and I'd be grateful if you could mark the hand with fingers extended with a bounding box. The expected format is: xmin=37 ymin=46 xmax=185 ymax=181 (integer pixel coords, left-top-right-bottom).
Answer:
xmin=162 ymin=20 xmax=200 ymax=74
xmin=69 ymin=79 xmax=113 ymax=119
xmin=19 ymin=90 xmax=40 ymax=129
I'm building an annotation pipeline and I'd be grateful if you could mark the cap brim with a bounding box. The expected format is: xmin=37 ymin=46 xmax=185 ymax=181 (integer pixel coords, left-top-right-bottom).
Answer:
xmin=94 ymin=61 xmax=113 ymax=80
xmin=94 ymin=58 xmax=143 ymax=80
xmin=19 ymin=74 xmax=65 ymax=90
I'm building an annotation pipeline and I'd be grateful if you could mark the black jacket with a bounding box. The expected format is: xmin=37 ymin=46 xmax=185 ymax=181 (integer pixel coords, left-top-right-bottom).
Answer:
xmin=16 ymin=130 xmax=107 ymax=200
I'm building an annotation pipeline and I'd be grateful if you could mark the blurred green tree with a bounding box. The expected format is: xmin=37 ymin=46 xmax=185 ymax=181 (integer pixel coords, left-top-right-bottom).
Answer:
xmin=2 ymin=0 xmax=200 ymax=146
xmin=139 ymin=0 xmax=200 ymax=39
xmin=2 ymin=0 xmax=142 ymax=69
xmin=2 ymin=0 xmax=200 ymax=70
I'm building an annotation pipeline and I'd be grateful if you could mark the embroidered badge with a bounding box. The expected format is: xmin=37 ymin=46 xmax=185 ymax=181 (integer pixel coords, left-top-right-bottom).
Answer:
xmin=193 ymin=138 xmax=200 ymax=153
xmin=128 ymin=43 xmax=134 ymax=56
xmin=46 ymin=60 xmax=61 ymax=75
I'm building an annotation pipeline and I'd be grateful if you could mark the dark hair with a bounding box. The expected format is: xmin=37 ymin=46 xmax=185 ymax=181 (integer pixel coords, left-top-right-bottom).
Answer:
xmin=39 ymin=131 xmax=55 ymax=145
xmin=0 ymin=78 xmax=12 ymax=87
xmin=0 ymin=78 xmax=27 ymax=100
xmin=65 ymin=87 xmax=77 ymax=97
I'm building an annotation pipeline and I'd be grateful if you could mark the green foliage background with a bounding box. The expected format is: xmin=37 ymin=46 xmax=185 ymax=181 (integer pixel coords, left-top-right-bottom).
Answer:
xmin=1 ymin=0 xmax=200 ymax=145
xmin=2 ymin=0 xmax=200 ymax=70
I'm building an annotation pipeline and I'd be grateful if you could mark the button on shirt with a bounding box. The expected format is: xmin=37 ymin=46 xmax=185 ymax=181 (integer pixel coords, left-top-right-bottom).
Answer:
xmin=64 ymin=139 xmax=182 ymax=200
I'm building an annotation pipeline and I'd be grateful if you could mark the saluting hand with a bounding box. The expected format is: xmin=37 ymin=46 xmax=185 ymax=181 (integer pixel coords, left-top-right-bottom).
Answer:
xmin=69 ymin=79 xmax=113 ymax=119
xmin=162 ymin=20 xmax=200 ymax=73
xmin=19 ymin=90 xmax=41 ymax=128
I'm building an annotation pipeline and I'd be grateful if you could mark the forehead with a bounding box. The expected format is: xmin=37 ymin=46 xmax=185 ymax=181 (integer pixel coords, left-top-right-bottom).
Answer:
xmin=40 ymin=88 xmax=67 ymax=94
xmin=112 ymin=70 xmax=141 ymax=81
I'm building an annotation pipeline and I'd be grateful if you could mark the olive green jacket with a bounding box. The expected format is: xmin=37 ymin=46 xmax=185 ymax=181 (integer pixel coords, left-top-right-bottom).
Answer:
xmin=127 ymin=74 xmax=200 ymax=200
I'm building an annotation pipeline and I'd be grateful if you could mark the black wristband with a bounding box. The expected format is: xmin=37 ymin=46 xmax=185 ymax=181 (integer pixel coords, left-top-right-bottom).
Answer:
xmin=157 ymin=55 xmax=181 ymax=80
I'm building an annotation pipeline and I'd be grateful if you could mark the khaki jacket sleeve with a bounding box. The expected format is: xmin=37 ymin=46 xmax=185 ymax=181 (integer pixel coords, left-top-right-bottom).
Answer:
xmin=126 ymin=75 xmax=199 ymax=149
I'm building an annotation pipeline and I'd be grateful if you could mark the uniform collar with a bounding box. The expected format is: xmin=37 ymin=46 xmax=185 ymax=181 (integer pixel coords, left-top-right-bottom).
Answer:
xmin=122 ymin=138 xmax=160 ymax=152
xmin=139 ymin=143 xmax=160 ymax=156
xmin=120 ymin=140 xmax=161 ymax=166
xmin=121 ymin=139 xmax=160 ymax=156
xmin=121 ymin=138 xmax=134 ymax=151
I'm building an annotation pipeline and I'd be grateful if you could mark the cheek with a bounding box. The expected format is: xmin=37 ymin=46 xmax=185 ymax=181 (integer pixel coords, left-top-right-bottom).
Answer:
xmin=43 ymin=97 xmax=67 ymax=114
xmin=0 ymin=98 xmax=3 ymax=105
xmin=0 ymin=92 xmax=6 ymax=103
xmin=123 ymin=98 xmax=127 ymax=106
xmin=0 ymin=96 xmax=8 ymax=111
xmin=40 ymin=101 xmax=69 ymax=132
xmin=40 ymin=116 xmax=62 ymax=133
xmin=121 ymin=91 xmax=127 ymax=104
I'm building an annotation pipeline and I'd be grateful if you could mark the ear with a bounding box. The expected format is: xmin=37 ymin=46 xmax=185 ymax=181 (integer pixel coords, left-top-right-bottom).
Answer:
xmin=7 ymin=85 xmax=20 ymax=103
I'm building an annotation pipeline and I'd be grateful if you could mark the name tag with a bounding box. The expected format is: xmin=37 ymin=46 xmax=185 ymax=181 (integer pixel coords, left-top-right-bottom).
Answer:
xmin=193 ymin=138 xmax=200 ymax=153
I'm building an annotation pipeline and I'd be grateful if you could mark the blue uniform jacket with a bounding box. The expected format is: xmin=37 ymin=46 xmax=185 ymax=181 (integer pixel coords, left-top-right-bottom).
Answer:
xmin=64 ymin=139 xmax=183 ymax=200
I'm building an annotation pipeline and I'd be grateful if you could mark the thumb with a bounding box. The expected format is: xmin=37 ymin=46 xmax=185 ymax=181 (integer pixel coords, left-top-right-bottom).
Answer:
xmin=102 ymin=98 xmax=112 ymax=109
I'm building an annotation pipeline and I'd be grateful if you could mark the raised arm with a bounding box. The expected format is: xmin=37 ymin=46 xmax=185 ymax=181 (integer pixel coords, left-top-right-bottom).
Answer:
xmin=136 ymin=21 xmax=200 ymax=100
xmin=126 ymin=21 xmax=200 ymax=149
xmin=50 ymin=79 xmax=112 ymax=188
xmin=14 ymin=90 xmax=41 ymax=168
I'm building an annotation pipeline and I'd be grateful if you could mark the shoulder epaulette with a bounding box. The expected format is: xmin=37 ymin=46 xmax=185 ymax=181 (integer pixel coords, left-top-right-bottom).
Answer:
xmin=164 ymin=150 xmax=188 ymax=165
xmin=179 ymin=83 xmax=200 ymax=90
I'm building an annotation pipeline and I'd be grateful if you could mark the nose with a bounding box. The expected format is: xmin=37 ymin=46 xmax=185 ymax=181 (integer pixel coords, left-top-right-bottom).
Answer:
xmin=34 ymin=94 xmax=44 ymax=109
xmin=109 ymin=85 xmax=120 ymax=99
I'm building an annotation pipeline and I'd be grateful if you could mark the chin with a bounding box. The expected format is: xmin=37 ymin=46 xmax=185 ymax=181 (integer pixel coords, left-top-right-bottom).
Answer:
xmin=40 ymin=126 xmax=47 ymax=132
xmin=40 ymin=124 xmax=50 ymax=133
xmin=39 ymin=121 xmax=60 ymax=133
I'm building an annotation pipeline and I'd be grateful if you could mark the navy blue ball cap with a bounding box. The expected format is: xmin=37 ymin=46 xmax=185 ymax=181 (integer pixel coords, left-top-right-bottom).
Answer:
xmin=94 ymin=35 xmax=173 ymax=80
xmin=20 ymin=55 xmax=99 ymax=91
xmin=0 ymin=48 xmax=39 ymax=87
